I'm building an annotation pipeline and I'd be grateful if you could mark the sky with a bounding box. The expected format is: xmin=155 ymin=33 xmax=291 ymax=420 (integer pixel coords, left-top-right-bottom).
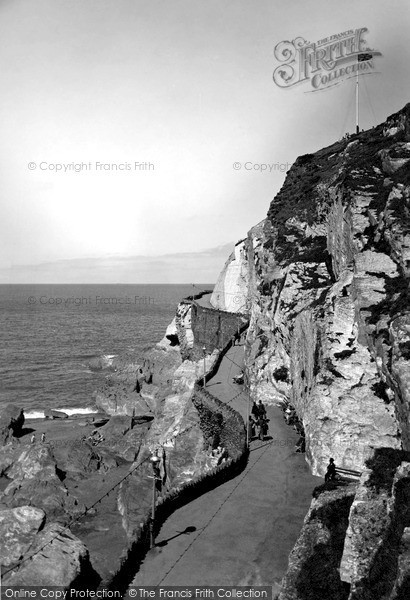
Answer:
xmin=0 ymin=0 xmax=409 ymax=283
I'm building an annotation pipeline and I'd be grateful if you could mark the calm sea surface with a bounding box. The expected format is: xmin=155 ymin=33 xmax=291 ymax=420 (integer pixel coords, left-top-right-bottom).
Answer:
xmin=0 ymin=284 xmax=212 ymax=417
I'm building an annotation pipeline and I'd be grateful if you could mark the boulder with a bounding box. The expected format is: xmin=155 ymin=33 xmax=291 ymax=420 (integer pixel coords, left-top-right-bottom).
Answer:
xmin=88 ymin=355 xmax=115 ymax=371
xmin=51 ymin=440 xmax=100 ymax=480
xmin=95 ymin=386 xmax=153 ymax=417
xmin=7 ymin=444 xmax=57 ymax=481
xmin=0 ymin=505 xmax=45 ymax=567
xmin=51 ymin=409 xmax=69 ymax=419
xmin=97 ymin=416 xmax=150 ymax=462
xmin=2 ymin=522 xmax=99 ymax=587
xmin=0 ymin=405 xmax=24 ymax=445
xmin=1 ymin=444 xmax=83 ymax=521
xmin=0 ymin=441 xmax=21 ymax=476
xmin=1 ymin=477 xmax=83 ymax=523
xmin=44 ymin=408 xmax=69 ymax=419
xmin=98 ymin=415 xmax=133 ymax=439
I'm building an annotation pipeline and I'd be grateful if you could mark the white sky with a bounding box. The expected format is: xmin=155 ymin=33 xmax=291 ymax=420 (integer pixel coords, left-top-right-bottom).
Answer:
xmin=0 ymin=0 xmax=409 ymax=282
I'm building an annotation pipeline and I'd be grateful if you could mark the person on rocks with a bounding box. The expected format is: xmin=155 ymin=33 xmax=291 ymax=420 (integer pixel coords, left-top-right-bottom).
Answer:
xmin=41 ymin=432 xmax=46 ymax=443
xmin=325 ymin=458 xmax=337 ymax=482
xmin=30 ymin=433 xmax=36 ymax=444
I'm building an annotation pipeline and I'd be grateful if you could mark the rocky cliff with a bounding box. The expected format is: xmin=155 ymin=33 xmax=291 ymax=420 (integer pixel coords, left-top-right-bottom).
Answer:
xmin=210 ymin=103 xmax=410 ymax=598
xmin=213 ymin=104 xmax=410 ymax=478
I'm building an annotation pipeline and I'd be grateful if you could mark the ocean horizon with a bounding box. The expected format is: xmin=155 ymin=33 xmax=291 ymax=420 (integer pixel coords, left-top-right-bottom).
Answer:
xmin=0 ymin=283 xmax=213 ymax=417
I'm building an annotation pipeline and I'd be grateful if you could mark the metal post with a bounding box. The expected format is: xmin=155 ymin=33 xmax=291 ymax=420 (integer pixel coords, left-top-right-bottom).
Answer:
xmin=149 ymin=454 xmax=160 ymax=548
xmin=203 ymin=346 xmax=207 ymax=388
xmin=244 ymin=342 xmax=250 ymax=447
xmin=150 ymin=473 xmax=156 ymax=548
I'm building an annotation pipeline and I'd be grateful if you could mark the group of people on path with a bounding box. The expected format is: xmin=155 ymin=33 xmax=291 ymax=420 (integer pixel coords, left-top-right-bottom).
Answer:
xmin=30 ymin=432 xmax=46 ymax=444
xmin=248 ymin=400 xmax=269 ymax=442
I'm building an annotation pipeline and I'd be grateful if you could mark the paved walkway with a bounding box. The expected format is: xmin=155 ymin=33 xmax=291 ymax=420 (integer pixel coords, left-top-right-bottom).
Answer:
xmin=130 ymin=344 xmax=321 ymax=592
xmin=194 ymin=292 xmax=214 ymax=309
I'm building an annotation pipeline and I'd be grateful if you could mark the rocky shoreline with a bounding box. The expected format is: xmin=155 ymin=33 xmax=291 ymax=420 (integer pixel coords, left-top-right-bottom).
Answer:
xmin=0 ymin=297 xmax=247 ymax=588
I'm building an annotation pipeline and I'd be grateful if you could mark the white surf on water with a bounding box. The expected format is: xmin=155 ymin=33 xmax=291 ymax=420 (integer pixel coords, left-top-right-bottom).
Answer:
xmin=24 ymin=407 xmax=100 ymax=420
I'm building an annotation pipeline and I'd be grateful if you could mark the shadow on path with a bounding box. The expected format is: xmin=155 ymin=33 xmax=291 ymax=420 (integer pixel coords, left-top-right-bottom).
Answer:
xmin=155 ymin=526 xmax=197 ymax=548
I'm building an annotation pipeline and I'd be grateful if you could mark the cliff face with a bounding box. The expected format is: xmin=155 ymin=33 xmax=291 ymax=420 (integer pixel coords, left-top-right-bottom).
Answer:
xmin=210 ymin=239 xmax=250 ymax=312
xmin=212 ymin=104 xmax=410 ymax=477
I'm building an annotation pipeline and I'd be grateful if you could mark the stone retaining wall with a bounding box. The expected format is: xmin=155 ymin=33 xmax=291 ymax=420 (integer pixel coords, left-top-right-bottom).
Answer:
xmin=106 ymin=312 xmax=249 ymax=593
xmin=190 ymin=301 xmax=247 ymax=354
xmin=192 ymin=385 xmax=246 ymax=460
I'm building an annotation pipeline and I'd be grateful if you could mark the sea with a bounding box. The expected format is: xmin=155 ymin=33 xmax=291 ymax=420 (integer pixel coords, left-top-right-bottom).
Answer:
xmin=0 ymin=284 xmax=212 ymax=419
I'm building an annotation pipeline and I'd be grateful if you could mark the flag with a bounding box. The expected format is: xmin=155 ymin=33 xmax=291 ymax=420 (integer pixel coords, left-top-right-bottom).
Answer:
xmin=358 ymin=53 xmax=373 ymax=62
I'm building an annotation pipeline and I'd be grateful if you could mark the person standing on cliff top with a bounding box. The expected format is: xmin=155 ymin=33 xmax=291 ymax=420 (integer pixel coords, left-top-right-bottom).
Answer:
xmin=325 ymin=458 xmax=337 ymax=482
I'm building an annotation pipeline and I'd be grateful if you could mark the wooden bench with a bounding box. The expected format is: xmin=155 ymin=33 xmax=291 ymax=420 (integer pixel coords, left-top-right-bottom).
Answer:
xmin=335 ymin=467 xmax=362 ymax=480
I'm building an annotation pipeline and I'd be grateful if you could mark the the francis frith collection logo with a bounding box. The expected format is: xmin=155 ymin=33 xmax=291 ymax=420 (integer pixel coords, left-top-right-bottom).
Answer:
xmin=273 ymin=27 xmax=381 ymax=92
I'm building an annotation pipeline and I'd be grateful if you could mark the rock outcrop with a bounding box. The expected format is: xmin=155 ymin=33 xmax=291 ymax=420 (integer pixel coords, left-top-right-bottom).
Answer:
xmin=2 ymin=521 xmax=98 ymax=587
xmin=1 ymin=443 xmax=83 ymax=522
xmin=0 ymin=505 xmax=46 ymax=567
xmin=211 ymin=239 xmax=250 ymax=312
xmin=279 ymin=483 xmax=356 ymax=600
xmin=0 ymin=405 xmax=24 ymax=444
xmin=214 ymin=104 xmax=410 ymax=477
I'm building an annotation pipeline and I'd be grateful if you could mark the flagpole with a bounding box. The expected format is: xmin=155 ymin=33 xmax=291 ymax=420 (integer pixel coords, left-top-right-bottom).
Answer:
xmin=356 ymin=57 xmax=359 ymax=134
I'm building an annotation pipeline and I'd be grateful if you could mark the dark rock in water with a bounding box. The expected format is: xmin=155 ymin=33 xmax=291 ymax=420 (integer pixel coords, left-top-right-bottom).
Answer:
xmin=44 ymin=408 xmax=69 ymax=419
xmin=88 ymin=355 xmax=116 ymax=371
xmin=0 ymin=505 xmax=46 ymax=567
xmin=94 ymin=345 xmax=182 ymax=416
xmin=92 ymin=417 xmax=110 ymax=427
xmin=2 ymin=522 xmax=99 ymax=587
xmin=0 ymin=405 xmax=24 ymax=445
xmin=51 ymin=409 xmax=69 ymax=419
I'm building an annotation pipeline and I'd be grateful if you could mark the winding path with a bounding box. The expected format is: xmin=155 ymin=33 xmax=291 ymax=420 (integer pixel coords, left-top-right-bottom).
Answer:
xmin=129 ymin=342 xmax=321 ymax=592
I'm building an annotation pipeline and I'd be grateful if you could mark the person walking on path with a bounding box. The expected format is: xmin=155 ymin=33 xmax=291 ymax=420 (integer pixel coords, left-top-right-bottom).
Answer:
xmin=256 ymin=415 xmax=266 ymax=441
xmin=325 ymin=458 xmax=337 ymax=482
xmin=247 ymin=416 xmax=255 ymax=442
xmin=251 ymin=402 xmax=260 ymax=419
xmin=258 ymin=400 xmax=267 ymax=418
